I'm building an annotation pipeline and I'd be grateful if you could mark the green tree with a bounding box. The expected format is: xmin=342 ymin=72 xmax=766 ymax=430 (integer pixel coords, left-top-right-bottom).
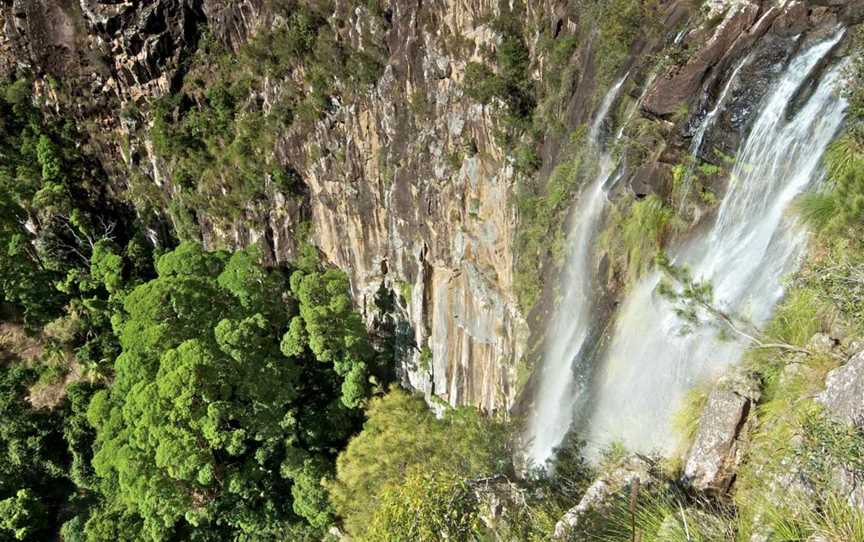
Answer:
xmin=0 ymin=363 xmax=75 ymax=541
xmin=0 ymin=490 xmax=45 ymax=541
xmin=329 ymin=387 xmax=512 ymax=537
xmin=87 ymin=242 xmax=371 ymax=539
xmin=362 ymin=469 xmax=483 ymax=542
xmin=285 ymin=267 xmax=377 ymax=408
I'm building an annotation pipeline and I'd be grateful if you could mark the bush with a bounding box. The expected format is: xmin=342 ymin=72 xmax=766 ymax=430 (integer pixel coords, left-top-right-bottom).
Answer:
xmin=362 ymin=469 xmax=482 ymax=541
xmin=461 ymin=9 xmax=535 ymax=129
xmin=329 ymin=387 xmax=512 ymax=538
xmin=463 ymin=62 xmax=503 ymax=105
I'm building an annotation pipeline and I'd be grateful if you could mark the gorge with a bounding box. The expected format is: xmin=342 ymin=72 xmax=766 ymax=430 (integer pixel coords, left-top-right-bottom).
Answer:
xmin=0 ymin=0 xmax=863 ymax=540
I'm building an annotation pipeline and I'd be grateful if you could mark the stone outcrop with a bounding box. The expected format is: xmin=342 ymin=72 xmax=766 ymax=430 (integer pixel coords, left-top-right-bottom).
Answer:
xmin=276 ymin=1 xmax=532 ymax=411
xmin=817 ymin=348 xmax=864 ymax=510
xmin=0 ymin=0 xmax=534 ymax=412
xmin=818 ymin=349 xmax=864 ymax=427
xmin=683 ymin=369 xmax=760 ymax=493
xmin=643 ymin=1 xmax=762 ymax=118
xmin=469 ymin=475 xmax=528 ymax=533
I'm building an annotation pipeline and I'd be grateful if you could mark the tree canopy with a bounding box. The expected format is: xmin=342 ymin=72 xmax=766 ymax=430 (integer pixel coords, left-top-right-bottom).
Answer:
xmin=83 ymin=242 xmax=374 ymax=539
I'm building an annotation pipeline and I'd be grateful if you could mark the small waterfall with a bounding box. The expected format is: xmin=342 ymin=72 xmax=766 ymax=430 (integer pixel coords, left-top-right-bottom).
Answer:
xmin=524 ymin=75 xmax=629 ymax=467
xmin=582 ymin=32 xmax=848 ymax=458
xmin=676 ymin=53 xmax=752 ymax=213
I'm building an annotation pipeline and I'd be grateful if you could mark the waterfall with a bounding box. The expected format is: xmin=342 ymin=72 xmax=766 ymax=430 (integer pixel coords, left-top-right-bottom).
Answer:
xmin=676 ymin=53 xmax=752 ymax=213
xmin=582 ymin=31 xmax=848 ymax=458
xmin=524 ymin=75 xmax=629 ymax=467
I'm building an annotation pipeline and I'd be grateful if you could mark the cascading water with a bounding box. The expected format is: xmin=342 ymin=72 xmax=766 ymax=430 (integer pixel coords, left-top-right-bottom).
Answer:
xmin=582 ymin=32 xmax=848 ymax=458
xmin=677 ymin=53 xmax=752 ymax=212
xmin=524 ymin=75 xmax=629 ymax=467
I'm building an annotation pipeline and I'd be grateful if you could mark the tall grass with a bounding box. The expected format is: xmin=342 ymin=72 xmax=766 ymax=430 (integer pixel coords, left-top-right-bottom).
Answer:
xmin=671 ymin=381 xmax=711 ymax=455
xmin=603 ymin=194 xmax=677 ymax=283
xmin=798 ymin=133 xmax=864 ymax=234
xmin=569 ymin=486 xmax=736 ymax=542
xmin=755 ymin=494 xmax=864 ymax=542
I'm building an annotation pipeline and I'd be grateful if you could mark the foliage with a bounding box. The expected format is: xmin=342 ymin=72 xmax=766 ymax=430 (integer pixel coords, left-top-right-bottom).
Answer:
xmin=798 ymin=132 xmax=864 ymax=234
xmin=603 ymin=195 xmax=675 ymax=284
xmin=844 ymin=27 xmax=864 ymax=122
xmin=620 ymin=195 xmax=674 ymax=280
xmin=284 ymin=266 xmax=380 ymax=408
xmin=0 ymin=363 xmax=75 ymax=541
xmin=565 ymin=481 xmax=735 ymax=542
xmin=86 ymin=242 xmax=373 ymax=539
xmin=329 ymin=387 xmax=513 ymax=538
xmin=0 ymin=78 xmax=139 ymax=327
xmin=362 ymin=469 xmax=483 ymax=541
xmin=756 ymin=493 xmax=864 ymax=542
xmin=462 ymin=6 xmax=535 ymax=132
xmin=671 ymin=382 xmax=710 ymax=452
xmin=0 ymin=490 xmax=45 ymax=541
xmin=582 ymin=0 xmax=661 ymax=87
xmin=145 ymin=3 xmax=388 ymax=236
xmin=514 ymin=126 xmax=594 ymax=311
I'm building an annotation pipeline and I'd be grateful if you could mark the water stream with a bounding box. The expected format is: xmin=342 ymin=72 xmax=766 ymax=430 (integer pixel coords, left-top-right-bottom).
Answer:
xmin=677 ymin=53 xmax=752 ymax=214
xmin=524 ymin=75 xmax=629 ymax=467
xmin=582 ymin=32 xmax=848 ymax=458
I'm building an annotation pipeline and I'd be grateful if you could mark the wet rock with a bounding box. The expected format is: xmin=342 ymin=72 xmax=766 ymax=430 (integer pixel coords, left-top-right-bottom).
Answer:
xmin=629 ymin=162 xmax=672 ymax=198
xmin=683 ymin=369 xmax=760 ymax=493
xmin=697 ymin=28 xmax=795 ymax=163
xmin=552 ymin=456 xmax=654 ymax=540
xmin=770 ymin=1 xmax=809 ymax=37
xmin=817 ymin=349 xmax=864 ymax=427
xmin=643 ymin=2 xmax=760 ymax=117
xmin=810 ymin=0 xmax=864 ymax=24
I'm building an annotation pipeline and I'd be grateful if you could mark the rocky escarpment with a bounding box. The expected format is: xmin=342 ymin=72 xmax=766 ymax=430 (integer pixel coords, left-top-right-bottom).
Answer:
xmin=1 ymin=0 xmax=861 ymax=416
xmin=0 ymin=0 xmax=534 ymax=411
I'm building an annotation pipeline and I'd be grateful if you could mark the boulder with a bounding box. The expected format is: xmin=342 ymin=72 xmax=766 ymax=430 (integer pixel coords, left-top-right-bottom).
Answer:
xmin=817 ymin=349 xmax=864 ymax=428
xmin=552 ymin=456 xmax=654 ymax=540
xmin=629 ymin=162 xmax=672 ymax=198
xmin=808 ymin=332 xmax=839 ymax=355
xmin=816 ymin=348 xmax=864 ymax=510
xmin=682 ymin=369 xmax=760 ymax=493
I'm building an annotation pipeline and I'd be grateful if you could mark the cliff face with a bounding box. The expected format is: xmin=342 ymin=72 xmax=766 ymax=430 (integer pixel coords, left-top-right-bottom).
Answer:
xmin=1 ymin=0 xmax=859 ymax=414
xmin=280 ymin=1 xmax=529 ymax=411
xmin=0 ymin=0 xmax=534 ymax=411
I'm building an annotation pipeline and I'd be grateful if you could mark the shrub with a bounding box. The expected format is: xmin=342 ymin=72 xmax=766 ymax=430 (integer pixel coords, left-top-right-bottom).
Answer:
xmin=329 ymin=388 xmax=512 ymax=538
xmin=603 ymin=194 xmax=675 ymax=284
xmin=461 ymin=9 xmax=534 ymax=130
xmin=798 ymin=132 xmax=864 ymax=233
xmin=362 ymin=469 xmax=482 ymax=541
xmin=463 ymin=61 xmax=504 ymax=105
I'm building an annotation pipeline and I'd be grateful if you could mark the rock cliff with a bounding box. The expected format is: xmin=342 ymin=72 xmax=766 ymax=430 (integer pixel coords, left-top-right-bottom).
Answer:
xmin=0 ymin=0 xmax=859 ymax=415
